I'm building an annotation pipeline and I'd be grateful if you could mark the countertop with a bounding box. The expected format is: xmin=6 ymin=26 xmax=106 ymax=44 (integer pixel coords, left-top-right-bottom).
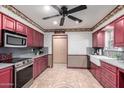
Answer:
xmin=0 ymin=63 xmax=14 ymax=69
xmin=89 ymin=54 xmax=124 ymax=69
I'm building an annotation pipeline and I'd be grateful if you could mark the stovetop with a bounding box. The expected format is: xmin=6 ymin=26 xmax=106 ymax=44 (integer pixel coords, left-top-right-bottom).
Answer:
xmin=0 ymin=58 xmax=31 ymax=63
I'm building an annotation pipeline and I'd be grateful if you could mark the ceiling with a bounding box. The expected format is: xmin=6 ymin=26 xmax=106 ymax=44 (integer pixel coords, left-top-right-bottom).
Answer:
xmin=13 ymin=5 xmax=117 ymax=30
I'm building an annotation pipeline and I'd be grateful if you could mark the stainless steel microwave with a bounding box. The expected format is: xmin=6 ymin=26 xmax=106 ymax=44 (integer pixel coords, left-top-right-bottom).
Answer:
xmin=3 ymin=30 xmax=27 ymax=48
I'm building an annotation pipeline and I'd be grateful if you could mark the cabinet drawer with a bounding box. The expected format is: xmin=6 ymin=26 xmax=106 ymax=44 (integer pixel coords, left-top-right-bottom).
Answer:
xmin=101 ymin=61 xmax=117 ymax=73
xmin=101 ymin=76 xmax=116 ymax=88
xmin=101 ymin=67 xmax=117 ymax=85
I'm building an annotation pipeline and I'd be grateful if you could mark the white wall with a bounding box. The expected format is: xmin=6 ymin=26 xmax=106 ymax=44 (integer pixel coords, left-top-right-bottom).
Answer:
xmin=93 ymin=7 xmax=124 ymax=32
xmin=44 ymin=32 xmax=92 ymax=55
xmin=0 ymin=6 xmax=44 ymax=34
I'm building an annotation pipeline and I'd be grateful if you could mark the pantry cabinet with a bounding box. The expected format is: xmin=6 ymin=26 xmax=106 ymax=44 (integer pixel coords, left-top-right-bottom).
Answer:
xmin=2 ymin=15 xmax=16 ymax=31
xmin=114 ymin=17 xmax=124 ymax=47
xmin=33 ymin=55 xmax=48 ymax=79
xmin=16 ymin=21 xmax=27 ymax=35
xmin=0 ymin=66 xmax=13 ymax=88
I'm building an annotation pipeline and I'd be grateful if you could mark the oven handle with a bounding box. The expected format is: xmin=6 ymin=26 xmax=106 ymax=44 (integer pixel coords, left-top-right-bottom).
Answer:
xmin=15 ymin=62 xmax=33 ymax=72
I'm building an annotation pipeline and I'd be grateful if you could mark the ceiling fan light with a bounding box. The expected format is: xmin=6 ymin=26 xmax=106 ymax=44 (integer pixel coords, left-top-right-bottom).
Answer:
xmin=53 ymin=21 xmax=58 ymax=25
xmin=44 ymin=5 xmax=51 ymax=11
xmin=76 ymin=21 xmax=79 ymax=24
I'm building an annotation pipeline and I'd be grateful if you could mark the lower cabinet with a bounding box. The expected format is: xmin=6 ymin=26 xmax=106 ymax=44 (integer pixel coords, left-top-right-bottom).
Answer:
xmin=101 ymin=61 xmax=118 ymax=88
xmin=0 ymin=66 xmax=13 ymax=88
xmin=89 ymin=62 xmax=101 ymax=82
xmin=89 ymin=61 xmax=118 ymax=88
xmin=33 ymin=55 xmax=48 ymax=79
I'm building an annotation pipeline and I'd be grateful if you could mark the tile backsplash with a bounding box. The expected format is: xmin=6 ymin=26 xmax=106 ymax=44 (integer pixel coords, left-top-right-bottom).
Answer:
xmin=0 ymin=47 xmax=48 ymax=58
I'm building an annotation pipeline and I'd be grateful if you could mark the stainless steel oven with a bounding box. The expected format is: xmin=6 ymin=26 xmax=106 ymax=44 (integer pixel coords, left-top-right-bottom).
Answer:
xmin=14 ymin=59 xmax=33 ymax=88
xmin=3 ymin=30 xmax=27 ymax=48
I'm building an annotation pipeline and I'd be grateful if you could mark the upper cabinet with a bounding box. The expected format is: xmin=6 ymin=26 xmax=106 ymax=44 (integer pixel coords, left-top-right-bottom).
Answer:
xmin=97 ymin=31 xmax=105 ymax=47
xmin=92 ymin=31 xmax=98 ymax=47
xmin=16 ymin=21 xmax=27 ymax=35
xmin=92 ymin=30 xmax=105 ymax=48
xmin=0 ymin=13 xmax=44 ymax=48
xmin=114 ymin=17 xmax=124 ymax=47
xmin=2 ymin=15 xmax=16 ymax=31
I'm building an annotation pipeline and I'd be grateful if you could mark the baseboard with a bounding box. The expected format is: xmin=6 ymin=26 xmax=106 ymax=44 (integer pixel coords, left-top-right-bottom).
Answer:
xmin=67 ymin=66 xmax=88 ymax=69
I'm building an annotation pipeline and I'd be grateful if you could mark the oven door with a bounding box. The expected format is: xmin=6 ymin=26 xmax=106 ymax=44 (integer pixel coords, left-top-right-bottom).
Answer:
xmin=4 ymin=31 xmax=27 ymax=48
xmin=15 ymin=63 xmax=33 ymax=88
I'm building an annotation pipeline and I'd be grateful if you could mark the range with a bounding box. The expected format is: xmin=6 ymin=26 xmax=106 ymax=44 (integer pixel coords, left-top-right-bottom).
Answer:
xmin=0 ymin=58 xmax=33 ymax=88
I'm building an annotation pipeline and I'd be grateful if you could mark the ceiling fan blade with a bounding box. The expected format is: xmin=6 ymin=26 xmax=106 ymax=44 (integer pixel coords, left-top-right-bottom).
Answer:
xmin=42 ymin=14 xmax=60 ymax=20
xmin=51 ymin=5 xmax=62 ymax=15
xmin=68 ymin=5 xmax=87 ymax=14
xmin=60 ymin=17 xmax=65 ymax=26
xmin=68 ymin=15 xmax=82 ymax=23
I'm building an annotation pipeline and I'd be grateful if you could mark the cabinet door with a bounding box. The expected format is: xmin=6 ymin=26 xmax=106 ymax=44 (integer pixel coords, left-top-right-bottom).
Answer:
xmin=0 ymin=66 xmax=13 ymax=88
xmin=16 ymin=21 xmax=27 ymax=35
xmin=2 ymin=15 xmax=16 ymax=31
xmin=114 ymin=18 xmax=124 ymax=47
xmin=0 ymin=13 xmax=2 ymax=46
xmin=41 ymin=33 xmax=44 ymax=47
xmin=92 ymin=32 xmax=98 ymax=47
xmin=27 ymin=27 xmax=33 ymax=47
xmin=97 ymin=31 xmax=105 ymax=47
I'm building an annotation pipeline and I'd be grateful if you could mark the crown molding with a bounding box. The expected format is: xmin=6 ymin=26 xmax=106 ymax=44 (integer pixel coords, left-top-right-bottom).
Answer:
xmin=91 ymin=5 xmax=124 ymax=31
xmin=2 ymin=5 xmax=124 ymax=32
xmin=45 ymin=28 xmax=92 ymax=32
xmin=2 ymin=5 xmax=45 ymax=31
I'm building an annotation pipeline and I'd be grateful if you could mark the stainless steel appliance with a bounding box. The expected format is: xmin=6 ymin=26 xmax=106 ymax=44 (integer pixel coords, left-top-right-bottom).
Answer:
xmin=2 ymin=30 xmax=27 ymax=48
xmin=13 ymin=58 xmax=33 ymax=88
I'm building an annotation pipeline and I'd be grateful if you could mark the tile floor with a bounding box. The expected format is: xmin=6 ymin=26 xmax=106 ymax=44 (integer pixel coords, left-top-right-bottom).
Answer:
xmin=30 ymin=64 xmax=103 ymax=88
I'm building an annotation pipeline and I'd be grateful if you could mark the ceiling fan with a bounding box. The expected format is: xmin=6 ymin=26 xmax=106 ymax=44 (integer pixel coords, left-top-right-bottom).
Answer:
xmin=42 ymin=5 xmax=87 ymax=26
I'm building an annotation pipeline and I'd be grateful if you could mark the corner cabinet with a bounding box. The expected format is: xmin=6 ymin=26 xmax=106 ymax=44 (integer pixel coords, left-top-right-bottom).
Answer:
xmin=114 ymin=17 xmax=124 ymax=47
xmin=0 ymin=66 xmax=13 ymax=88
xmin=2 ymin=15 xmax=16 ymax=31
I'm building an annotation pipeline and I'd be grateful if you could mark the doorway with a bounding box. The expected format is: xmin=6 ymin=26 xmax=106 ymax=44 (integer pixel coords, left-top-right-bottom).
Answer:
xmin=52 ymin=34 xmax=68 ymax=67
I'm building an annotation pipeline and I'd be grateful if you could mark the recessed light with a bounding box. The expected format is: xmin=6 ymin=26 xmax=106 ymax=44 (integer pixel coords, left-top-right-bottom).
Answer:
xmin=44 ymin=5 xmax=51 ymax=11
xmin=76 ymin=21 xmax=79 ymax=24
xmin=53 ymin=21 xmax=58 ymax=25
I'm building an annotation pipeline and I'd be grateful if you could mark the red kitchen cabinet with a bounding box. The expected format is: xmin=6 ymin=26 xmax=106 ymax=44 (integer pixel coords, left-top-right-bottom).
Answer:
xmin=92 ymin=30 xmax=105 ymax=48
xmin=97 ymin=31 xmax=105 ymax=47
xmin=114 ymin=17 xmax=124 ymax=47
xmin=0 ymin=13 xmax=2 ymax=46
xmin=27 ymin=27 xmax=34 ymax=47
xmin=33 ymin=55 xmax=48 ymax=79
xmin=118 ymin=68 xmax=124 ymax=88
xmin=40 ymin=33 xmax=44 ymax=47
xmin=0 ymin=66 xmax=13 ymax=88
xmin=16 ymin=21 xmax=27 ymax=35
xmin=92 ymin=32 xmax=98 ymax=47
xmin=89 ymin=62 xmax=101 ymax=82
xmin=2 ymin=15 xmax=16 ymax=31
xmin=101 ymin=61 xmax=118 ymax=88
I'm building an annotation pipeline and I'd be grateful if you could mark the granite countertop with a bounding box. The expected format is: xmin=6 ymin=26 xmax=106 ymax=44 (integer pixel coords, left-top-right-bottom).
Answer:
xmin=0 ymin=63 xmax=14 ymax=69
xmin=90 ymin=55 xmax=124 ymax=69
